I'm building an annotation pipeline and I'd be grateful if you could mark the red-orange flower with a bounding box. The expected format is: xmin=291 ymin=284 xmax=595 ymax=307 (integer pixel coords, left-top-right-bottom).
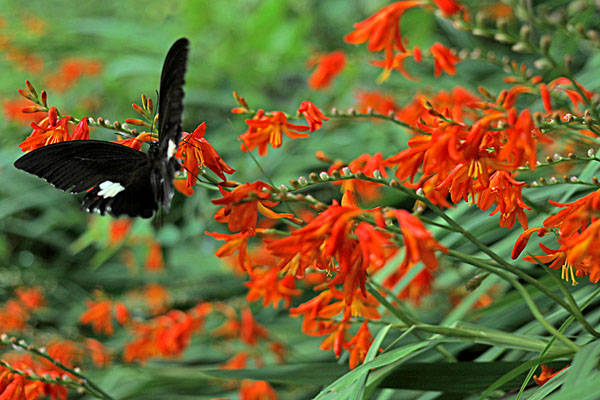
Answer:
xmin=308 ymin=50 xmax=346 ymax=90
xmin=3 ymin=97 xmax=44 ymax=125
xmin=387 ymin=209 xmax=447 ymax=270
xmin=145 ymin=241 xmax=164 ymax=271
xmin=45 ymin=58 xmax=102 ymax=93
xmin=18 ymin=107 xmax=72 ymax=152
xmin=329 ymin=153 xmax=388 ymax=201
xmin=239 ymin=380 xmax=278 ymax=400
xmin=246 ymin=267 xmax=302 ymax=308
xmin=355 ymin=90 xmax=399 ymax=115
xmin=176 ymin=122 xmax=235 ymax=192
xmin=344 ymin=321 xmax=373 ymax=369
xmin=112 ymin=132 xmax=155 ymax=150
xmin=240 ymin=110 xmax=310 ymax=156
xmin=345 ymin=1 xmax=421 ymax=65
xmin=432 ymin=0 xmax=463 ymax=16
xmin=430 ymin=43 xmax=461 ymax=77
xmin=533 ymin=365 xmax=569 ymax=386
xmin=80 ymin=299 xmax=114 ymax=336
xmin=297 ymin=101 xmax=329 ymax=132
xmin=212 ymin=181 xmax=294 ymax=233
xmin=85 ymin=338 xmax=112 ymax=367
xmin=477 ymin=171 xmax=530 ymax=229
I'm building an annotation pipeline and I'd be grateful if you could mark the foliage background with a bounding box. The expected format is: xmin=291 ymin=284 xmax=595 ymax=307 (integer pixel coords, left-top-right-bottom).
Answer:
xmin=2 ymin=0 xmax=600 ymax=399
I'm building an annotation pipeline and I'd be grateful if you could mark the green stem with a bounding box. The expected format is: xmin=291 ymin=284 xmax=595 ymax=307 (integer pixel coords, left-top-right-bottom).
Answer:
xmin=447 ymin=249 xmax=580 ymax=351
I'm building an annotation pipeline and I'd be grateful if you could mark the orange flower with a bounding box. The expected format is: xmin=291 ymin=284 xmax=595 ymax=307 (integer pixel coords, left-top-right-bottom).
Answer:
xmin=355 ymin=90 xmax=399 ymax=115
xmin=3 ymin=97 xmax=44 ymax=125
xmin=383 ymin=265 xmax=435 ymax=305
xmin=246 ymin=267 xmax=302 ymax=308
xmin=289 ymin=290 xmax=337 ymax=335
xmin=477 ymin=171 xmax=530 ymax=229
xmin=176 ymin=122 xmax=235 ymax=192
xmin=240 ymin=308 xmax=269 ymax=346
xmin=142 ymin=283 xmax=171 ymax=315
xmin=109 ymin=219 xmax=132 ymax=246
xmin=240 ymin=110 xmax=310 ymax=155
xmin=45 ymin=58 xmax=102 ymax=93
xmin=345 ymin=1 xmax=421 ymax=65
xmin=80 ymin=299 xmax=114 ymax=336
xmin=547 ymin=77 xmax=594 ymax=110
xmin=329 ymin=153 xmax=388 ymax=201
xmin=212 ymin=181 xmax=294 ymax=233
xmin=297 ymin=101 xmax=329 ymax=131
xmin=112 ymin=132 xmax=156 ymax=150
xmin=18 ymin=107 xmax=72 ymax=152
xmin=71 ymin=117 xmax=90 ymax=140
xmin=533 ymin=365 xmax=569 ymax=386
xmin=124 ymin=307 xmax=205 ymax=363
xmin=372 ymin=49 xmax=419 ymax=81
xmin=344 ymin=321 xmax=373 ymax=369
xmin=85 ymin=338 xmax=112 ymax=367
xmin=145 ymin=241 xmax=164 ymax=271
xmin=14 ymin=287 xmax=44 ymax=311
xmin=221 ymin=352 xmax=250 ymax=369
xmin=308 ymin=50 xmax=346 ymax=90
xmin=430 ymin=43 xmax=461 ymax=77
xmin=206 ymin=231 xmax=253 ymax=271
xmin=0 ymin=371 xmax=26 ymax=400
xmin=432 ymin=0 xmax=463 ymax=16
xmin=239 ymin=380 xmax=278 ymax=400
xmin=387 ymin=209 xmax=447 ymax=270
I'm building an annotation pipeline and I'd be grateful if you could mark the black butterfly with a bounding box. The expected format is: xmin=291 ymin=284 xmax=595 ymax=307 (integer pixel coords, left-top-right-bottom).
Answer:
xmin=14 ymin=38 xmax=189 ymax=219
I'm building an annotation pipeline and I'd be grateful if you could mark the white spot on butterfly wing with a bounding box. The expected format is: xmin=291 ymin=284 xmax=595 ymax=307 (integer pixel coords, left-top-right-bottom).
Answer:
xmin=167 ymin=140 xmax=177 ymax=158
xmin=97 ymin=180 xmax=125 ymax=198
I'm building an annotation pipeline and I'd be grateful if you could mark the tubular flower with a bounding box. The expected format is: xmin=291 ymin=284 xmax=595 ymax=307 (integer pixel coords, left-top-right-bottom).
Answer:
xmin=477 ymin=171 xmax=530 ymax=229
xmin=308 ymin=50 xmax=346 ymax=90
xmin=534 ymin=365 xmax=569 ymax=386
xmin=85 ymin=338 xmax=112 ymax=367
xmin=206 ymin=231 xmax=253 ymax=270
xmin=112 ymin=132 xmax=156 ymax=150
xmin=355 ymin=90 xmax=399 ymax=115
xmin=45 ymin=58 xmax=102 ymax=93
xmin=212 ymin=181 xmax=295 ymax=233
xmin=297 ymin=101 xmax=329 ymax=132
xmin=387 ymin=210 xmax=447 ymax=270
xmin=269 ymin=197 xmax=396 ymax=305
xmin=517 ymin=190 xmax=600 ymax=283
xmin=3 ymin=97 xmax=45 ymax=125
xmin=289 ymin=290 xmax=337 ymax=335
xmin=18 ymin=107 xmax=72 ymax=152
xmin=123 ymin=307 xmax=206 ymax=363
xmin=176 ymin=122 xmax=235 ymax=192
xmin=0 ymin=371 xmax=26 ymax=400
xmin=79 ymin=299 xmax=115 ymax=336
xmin=548 ymin=77 xmax=595 ymax=109
xmin=344 ymin=321 xmax=374 ymax=369
xmin=246 ymin=267 xmax=302 ymax=308
xmin=432 ymin=0 xmax=463 ymax=16
xmin=371 ymin=48 xmax=420 ymax=81
xmin=329 ymin=153 xmax=388 ymax=201
xmin=430 ymin=43 xmax=461 ymax=77
xmin=345 ymin=1 xmax=422 ymax=65
xmin=239 ymin=380 xmax=278 ymax=400
xmin=240 ymin=110 xmax=310 ymax=156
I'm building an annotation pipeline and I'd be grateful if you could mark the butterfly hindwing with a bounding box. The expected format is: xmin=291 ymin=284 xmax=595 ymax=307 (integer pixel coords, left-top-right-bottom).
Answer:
xmin=14 ymin=140 xmax=157 ymax=218
xmin=158 ymin=37 xmax=189 ymax=159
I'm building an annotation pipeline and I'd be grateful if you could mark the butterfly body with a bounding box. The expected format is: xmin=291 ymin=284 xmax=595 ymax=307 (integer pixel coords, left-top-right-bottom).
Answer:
xmin=14 ymin=38 xmax=189 ymax=218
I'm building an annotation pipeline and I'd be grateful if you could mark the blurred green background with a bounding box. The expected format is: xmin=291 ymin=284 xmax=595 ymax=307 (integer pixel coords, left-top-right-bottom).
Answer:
xmin=0 ymin=0 xmax=573 ymax=399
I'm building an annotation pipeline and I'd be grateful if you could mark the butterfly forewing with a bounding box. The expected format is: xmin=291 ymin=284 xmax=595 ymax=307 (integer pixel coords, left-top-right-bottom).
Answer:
xmin=14 ymin=140 xmax=157 ymax=218
xmin=13 ymin=38 xmax=190 ymax=219
xmin=158 ymin=37 xmax=189 ymax=159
